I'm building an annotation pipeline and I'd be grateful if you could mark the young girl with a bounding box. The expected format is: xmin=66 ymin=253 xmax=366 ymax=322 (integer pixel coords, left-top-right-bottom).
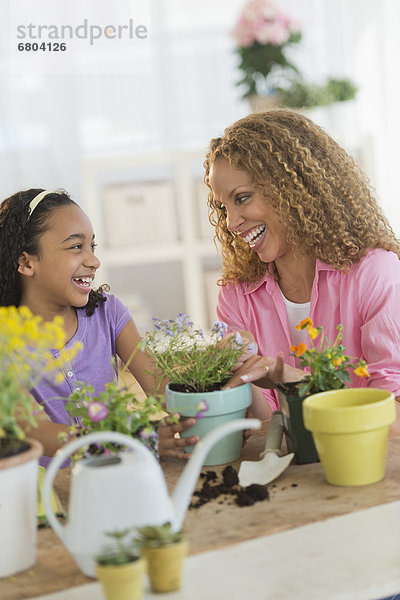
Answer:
xmin=0 ymin=188 xmax=199 ymax=463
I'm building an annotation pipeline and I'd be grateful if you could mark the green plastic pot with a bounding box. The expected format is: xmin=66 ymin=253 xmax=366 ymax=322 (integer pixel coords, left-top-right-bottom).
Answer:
xmin=277 ymin=382 xmax=319 ymax=464
xmin=166 ymin=383 xmax=252 ymax=466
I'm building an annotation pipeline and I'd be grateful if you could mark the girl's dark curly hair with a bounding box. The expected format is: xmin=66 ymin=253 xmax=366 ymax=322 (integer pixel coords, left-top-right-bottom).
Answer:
xmin=204 ymin=109 xmax=400 ymax=284
xmin=0 ymin=188 xmax=107 ymax=315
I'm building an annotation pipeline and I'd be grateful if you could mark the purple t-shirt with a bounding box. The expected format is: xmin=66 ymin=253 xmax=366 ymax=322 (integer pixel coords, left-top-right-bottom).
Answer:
xmin=32 ymin=293 xmax=132 ymax=465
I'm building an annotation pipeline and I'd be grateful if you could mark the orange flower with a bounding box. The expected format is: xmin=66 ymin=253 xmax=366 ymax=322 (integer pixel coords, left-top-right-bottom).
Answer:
xmin=354 ymin=365 xmax=370 ymax=378
xmin=295 ymin=342 xmax=307 ymax=357
xmin=296 ymin=317 xmax=313 ymax=331
xmin=290 ymin=345 xmax=297 ymax=352
xmin=307 ymin=326 xmax=319 ymax=340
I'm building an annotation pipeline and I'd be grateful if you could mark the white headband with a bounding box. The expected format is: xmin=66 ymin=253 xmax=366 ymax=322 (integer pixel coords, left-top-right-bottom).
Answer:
xmin=28 ymin=190 xmax=59 ymax=217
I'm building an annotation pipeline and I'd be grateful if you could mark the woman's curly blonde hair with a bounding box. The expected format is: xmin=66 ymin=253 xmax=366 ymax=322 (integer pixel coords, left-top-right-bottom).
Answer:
xmin=204 ymin=109 xmax=400 ymax=284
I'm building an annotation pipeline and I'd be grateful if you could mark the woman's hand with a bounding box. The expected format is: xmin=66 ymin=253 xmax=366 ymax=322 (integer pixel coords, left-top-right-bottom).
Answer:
xmin=219 ymin=330 xmax=258 ymax=371
xmin=157 ymin=415 xmax=199 ymax=460
xmin=223 ymin=352 xmax=305 ymax=390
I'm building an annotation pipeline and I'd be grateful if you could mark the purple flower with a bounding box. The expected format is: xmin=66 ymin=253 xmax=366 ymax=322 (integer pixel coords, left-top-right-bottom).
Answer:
xmin=234 ymin=331 xmax=243 ymax=345
xmin=195 ymin=399 xmax=209 ymax=419
xmin=176 ymin=313 xmax=193 ymax=331
xmin=212 ymin=320 xmax=228 ymax=338
xmin=88 ymin=401 xmax=109 ymax=422
xmin=139 ymin=427 xmax=157 ymax=440
xmin=247 ymin=342 xmax=257 ymax=355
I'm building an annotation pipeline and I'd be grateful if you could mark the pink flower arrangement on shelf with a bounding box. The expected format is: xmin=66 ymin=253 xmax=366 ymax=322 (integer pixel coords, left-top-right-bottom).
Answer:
xmin=232 ymin=0 xmax=300 ymax=48
xmin=232 ymin=0 xmax=302 ymax=99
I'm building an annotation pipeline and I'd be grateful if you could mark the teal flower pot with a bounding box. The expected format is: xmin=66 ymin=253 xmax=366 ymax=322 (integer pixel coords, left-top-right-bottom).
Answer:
xmin=277 ymin=382 xmax=319 ymax=465
xmin=166 ymin=383 xmax=252 ymax=466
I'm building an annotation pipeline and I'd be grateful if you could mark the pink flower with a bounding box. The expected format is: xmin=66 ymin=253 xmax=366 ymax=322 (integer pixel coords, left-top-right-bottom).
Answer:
xmin=232 ymin=0 xmax=301 ymax=48
xmin=265 ymin=23 xmax=289 ymax=45
xmin=88 ymin=401 xmax=109 ymax=422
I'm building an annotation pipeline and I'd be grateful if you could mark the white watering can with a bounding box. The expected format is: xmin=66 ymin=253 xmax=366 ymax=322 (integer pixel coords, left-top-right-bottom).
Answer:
xmin=43 ymin=419 xmax=260 ymax=577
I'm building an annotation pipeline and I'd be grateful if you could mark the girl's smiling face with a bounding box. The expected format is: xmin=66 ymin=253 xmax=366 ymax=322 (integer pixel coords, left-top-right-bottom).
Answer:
xmin=208 ymin=158 xmax=290 ymax=265
xmin=19 ymin=204 xmax=100 ymax=313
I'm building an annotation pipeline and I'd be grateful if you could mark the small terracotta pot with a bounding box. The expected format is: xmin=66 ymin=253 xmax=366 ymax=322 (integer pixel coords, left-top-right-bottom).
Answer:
xmin=248 ymin=93 xmax=282 ymax=113
xmin=141 ymin=540 xmax=187 ymax=593
xmin=96 ymin=557 xmax=146 ymax=600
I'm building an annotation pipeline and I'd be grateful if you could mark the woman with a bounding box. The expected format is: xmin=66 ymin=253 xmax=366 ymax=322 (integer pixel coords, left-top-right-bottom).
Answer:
xmin=204 ymin=109 xmax=400 ymax=429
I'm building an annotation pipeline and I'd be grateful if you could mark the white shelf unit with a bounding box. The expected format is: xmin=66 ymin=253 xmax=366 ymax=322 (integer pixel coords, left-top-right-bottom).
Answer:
xmin=82 ymin=149 xmax=221 ymax=332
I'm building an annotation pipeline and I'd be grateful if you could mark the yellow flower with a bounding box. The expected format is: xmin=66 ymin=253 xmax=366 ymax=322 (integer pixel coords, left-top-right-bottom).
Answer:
xmin=354 ymin=365 xmax=370 ymax=378
xmin=0 ymin=306 xmax=82 ymax=403
xmin=307 ymin=326 xmax=319 ymax=340
xmin=55 ymin=372 xmax=65 ymax=384
xmin=296 ymin=317 xmax=313 ymax=331
xmin=332 ymin=356 xmax=343 ymax=366
xmin=18 ymin=306 xmax=33 ymax=319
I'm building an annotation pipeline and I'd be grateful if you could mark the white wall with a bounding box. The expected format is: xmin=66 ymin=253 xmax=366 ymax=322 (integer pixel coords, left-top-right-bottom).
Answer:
xmin=0 ymin=0 xmax=399 ymax=232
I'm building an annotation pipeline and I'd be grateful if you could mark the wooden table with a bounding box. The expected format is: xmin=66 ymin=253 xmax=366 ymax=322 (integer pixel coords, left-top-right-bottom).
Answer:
xmin=2 ymin=427 xmax=400 ymax=600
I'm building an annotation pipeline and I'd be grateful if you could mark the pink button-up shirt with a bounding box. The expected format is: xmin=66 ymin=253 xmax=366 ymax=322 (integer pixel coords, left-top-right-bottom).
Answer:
xmin=217 ymin=249 xmax=400 ymax=411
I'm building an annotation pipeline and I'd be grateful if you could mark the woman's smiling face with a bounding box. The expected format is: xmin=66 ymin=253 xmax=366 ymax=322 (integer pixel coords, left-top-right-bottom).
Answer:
xmin=208 ymin=158 xmax=290 ymax=264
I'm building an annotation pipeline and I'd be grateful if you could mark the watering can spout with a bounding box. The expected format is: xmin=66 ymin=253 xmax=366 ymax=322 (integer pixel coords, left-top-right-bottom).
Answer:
xmin=171 ymin=418 xmax=261 ymax=532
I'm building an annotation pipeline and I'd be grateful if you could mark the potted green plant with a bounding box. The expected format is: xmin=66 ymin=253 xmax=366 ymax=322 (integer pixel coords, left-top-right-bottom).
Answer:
xmin=95 ymin=529 xmax=146 ymax=600
xmin=277 ymin=77 xmax=358 ymax=109
xmin=144 ymin=313 xmax=251 ymax=465
xmin=0 ymin=306 xmax=80 ymax=577
xmin=134 ymin=522 xmax=187 ymax=593
xmin=231 ymin=0 xmax=302 ymax=106
xmin=278 ymin=318 xmax=369 ymax=464
xmin=59 ymin=378 xmax=164 ymax=462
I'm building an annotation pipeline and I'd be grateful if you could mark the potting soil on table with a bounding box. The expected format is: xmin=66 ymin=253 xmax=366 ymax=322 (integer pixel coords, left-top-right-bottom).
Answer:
xmin=190 ymin=466 xmax=269 ymax=509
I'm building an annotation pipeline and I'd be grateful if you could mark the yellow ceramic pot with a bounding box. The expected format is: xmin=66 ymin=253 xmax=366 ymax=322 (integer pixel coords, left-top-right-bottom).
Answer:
xmin=303 ymin=388 xmax=396 ymax=486
xmin=141 ymin=540 xmax=187 ymax=593
xmin=96 ymin=557 xmax=146 ymax=600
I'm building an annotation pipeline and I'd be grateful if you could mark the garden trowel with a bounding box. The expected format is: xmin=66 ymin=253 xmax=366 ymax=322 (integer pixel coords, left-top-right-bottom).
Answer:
xmin=238 ymin=411 xmax=294 ymax=487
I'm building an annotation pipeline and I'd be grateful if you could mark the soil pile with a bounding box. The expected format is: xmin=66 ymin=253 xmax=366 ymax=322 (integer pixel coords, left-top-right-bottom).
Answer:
xmin=190 ymin=466 xmax=269 ymax=509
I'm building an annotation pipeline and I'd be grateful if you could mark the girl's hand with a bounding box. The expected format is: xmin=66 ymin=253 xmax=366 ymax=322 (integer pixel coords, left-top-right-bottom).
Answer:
xmin=157 ymin=415 xmax=199 ymax=460
xmin=222 ymin=352 xmax=305 ymax=390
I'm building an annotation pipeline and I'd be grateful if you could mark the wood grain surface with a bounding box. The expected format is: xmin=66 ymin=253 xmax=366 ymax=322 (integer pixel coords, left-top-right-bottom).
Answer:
xmin=2 ymin=427 xmax=399 ymax=600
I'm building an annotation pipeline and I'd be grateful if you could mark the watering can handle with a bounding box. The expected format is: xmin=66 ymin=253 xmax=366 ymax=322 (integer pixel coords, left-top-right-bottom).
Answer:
xmin=42 ymin=431 xmax=155 ymax=542
xmin=171 ymin=418 xmax=261 ymax=532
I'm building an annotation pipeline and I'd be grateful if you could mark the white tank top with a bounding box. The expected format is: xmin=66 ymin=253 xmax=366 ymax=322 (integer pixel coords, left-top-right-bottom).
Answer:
xmin=280 ymin=291 xmax=310 ymax=365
